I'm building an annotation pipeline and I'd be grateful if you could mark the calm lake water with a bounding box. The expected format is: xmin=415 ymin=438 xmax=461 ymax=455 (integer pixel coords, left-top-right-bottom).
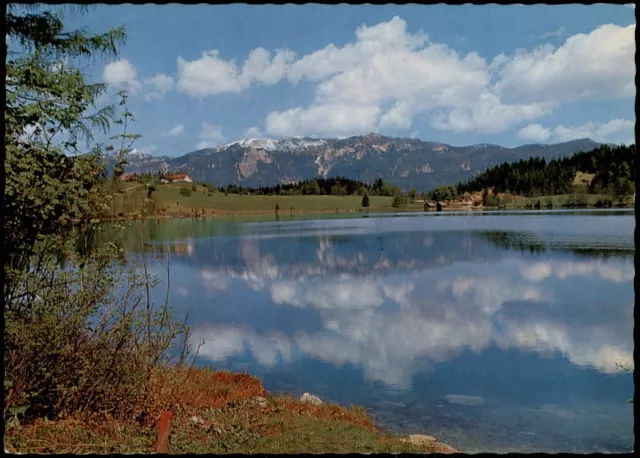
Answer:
xmin=117 ymin=209 xmax=634 ymax=453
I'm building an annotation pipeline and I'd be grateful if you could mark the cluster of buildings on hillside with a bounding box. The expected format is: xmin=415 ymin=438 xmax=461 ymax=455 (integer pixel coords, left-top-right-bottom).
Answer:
xmin=423 ymin=191 xmax=481 ymax=211
xmin=160 ymin=173 xmax=192 ymax=184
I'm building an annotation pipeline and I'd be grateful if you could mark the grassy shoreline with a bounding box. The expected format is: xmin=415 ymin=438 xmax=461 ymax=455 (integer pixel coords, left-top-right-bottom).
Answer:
xmin=5 ymin=367 xmax=458 ymax=454
xmin=98 ymin=205 xmax=430 ymax=222
xmin=105 ymin=183 xmax=632 ymax=221
xmin=98 ymin=201 xmax=631 ymax=223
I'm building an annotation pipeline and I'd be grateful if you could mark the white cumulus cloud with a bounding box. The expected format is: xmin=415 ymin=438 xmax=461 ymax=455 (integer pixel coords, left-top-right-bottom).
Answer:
xmin=172 ymin=18 xmax=634 ymax=139
xmin=517 ymin=123 xmax=552 ymax=142
xmin=518 ymin=118 xmax=634 ymax=144
xmin=242 ymin=47 xmax=296 ymax=86
xmin=163 ymin=124 xmax=185 ymax=137
xmin=103 ymin=59 xmax=141 ymax=92
xmin=176 ymin=48 xmax=295 ymax=98
xmin=494 ymin=24 xmax=635 ymax=105
xmin=265 ymin=103 xmax=382 ymax=138
xmin=265 ymin=16 xmax=616 ymax=137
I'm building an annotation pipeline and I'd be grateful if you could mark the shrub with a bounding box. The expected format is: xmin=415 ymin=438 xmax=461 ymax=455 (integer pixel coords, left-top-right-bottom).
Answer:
xmin=361 ymin=193 xmax=370 ymax=208
xmin=391 ymin=195 xmax=408 ymax=207
xmin=180 ymin=187 xmax=192 ymax=197
xmin=146 ymin=183 xmax=156 ymax=198
xmin=595 ymin=198 xmax=613 ymax=208
xmin=4 ymin=229 xmax=195 ymax=425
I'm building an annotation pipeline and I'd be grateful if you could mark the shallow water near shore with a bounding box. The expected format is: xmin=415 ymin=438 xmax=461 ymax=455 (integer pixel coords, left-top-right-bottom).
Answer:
xmin=113 ymin=209 xmax=634 ymax=453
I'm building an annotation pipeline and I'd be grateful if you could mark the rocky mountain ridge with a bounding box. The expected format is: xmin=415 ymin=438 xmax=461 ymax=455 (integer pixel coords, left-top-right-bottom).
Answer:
xmin=106 ymin=134 xmax=602 ymax=192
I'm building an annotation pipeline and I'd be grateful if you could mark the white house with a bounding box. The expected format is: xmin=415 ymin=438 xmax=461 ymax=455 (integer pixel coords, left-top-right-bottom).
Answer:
xmin=168 ymin=173 xmax=192 ymax=183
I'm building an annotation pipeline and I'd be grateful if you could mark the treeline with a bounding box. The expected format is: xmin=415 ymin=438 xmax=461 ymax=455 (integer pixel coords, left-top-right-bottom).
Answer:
xmin=216 ymin=177 xmax=415 ymax=198
xmin=454 ymin=144 xmax=635 ymax=198
xmin=130 ymin=173 xmax=415 ymax=198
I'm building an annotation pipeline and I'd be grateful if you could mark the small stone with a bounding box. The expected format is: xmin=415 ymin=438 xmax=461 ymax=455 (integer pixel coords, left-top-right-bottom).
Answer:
xmin=401 ymin=435 xmax=458 ymax=453
xmin=189 ymin=415 xmax=205 ymax=425
xmin=402 ymin=434 xmax=437 ymax=445
xmin=300 ymin=392 xmax=323 ymax=406
xmin=252 ymin=396 xmax=269 ymax=408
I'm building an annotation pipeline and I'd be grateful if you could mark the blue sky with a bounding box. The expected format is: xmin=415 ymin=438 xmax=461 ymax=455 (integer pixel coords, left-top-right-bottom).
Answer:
xmin=59 ymin=4 xmax=635 ymax=156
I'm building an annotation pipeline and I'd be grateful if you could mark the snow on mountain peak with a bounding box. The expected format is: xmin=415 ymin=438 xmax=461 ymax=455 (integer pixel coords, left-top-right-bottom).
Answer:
xmin=278 ymin=137 xmax=327 ymax=151
xmin=218 ymin=138 xmax=278 ymax=151
xmin=245 ymin=138 xmax=278 ymax=150
xmin=217 ymin=136 xmax=327 ymax=152
xmin=127 ymin=148 xmax=149 ymax=158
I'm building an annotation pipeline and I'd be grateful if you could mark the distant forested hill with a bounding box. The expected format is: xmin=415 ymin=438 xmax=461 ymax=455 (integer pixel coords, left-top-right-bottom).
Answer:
xmin=445 ymin=144 xmax=635 ymax=199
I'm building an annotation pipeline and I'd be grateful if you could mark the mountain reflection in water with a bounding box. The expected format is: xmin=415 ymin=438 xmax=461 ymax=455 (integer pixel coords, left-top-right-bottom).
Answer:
xmin=112 ymin=211 xmax=633 ymax=453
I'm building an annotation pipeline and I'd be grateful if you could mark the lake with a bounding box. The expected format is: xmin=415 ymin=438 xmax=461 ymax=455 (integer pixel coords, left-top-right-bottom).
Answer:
xmin=116 ymin=209 xmax=634 ymax=453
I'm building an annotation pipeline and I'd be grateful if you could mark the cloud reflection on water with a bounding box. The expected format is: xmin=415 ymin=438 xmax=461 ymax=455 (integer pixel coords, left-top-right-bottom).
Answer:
xmin=520 ymin=260 xmax=634 ymax=283
xmin=190 ymin=250 xmax=632 ymax=387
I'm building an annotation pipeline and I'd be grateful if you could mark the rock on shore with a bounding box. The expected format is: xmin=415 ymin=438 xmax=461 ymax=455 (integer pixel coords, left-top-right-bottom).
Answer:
xmin=300 ymin=393 xmax=323 ymax=406
xmin=401 ymin=434 xmax=459 ymax=453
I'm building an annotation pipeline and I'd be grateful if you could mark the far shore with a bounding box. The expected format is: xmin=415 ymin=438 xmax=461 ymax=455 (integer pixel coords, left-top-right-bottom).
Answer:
xmin=101 ymin=181 xmax=633 ymax=223
xmin=95 ymin=202 xmax=632 ymax=223
xmin=97 ymin=205 xmax=482 ymax=222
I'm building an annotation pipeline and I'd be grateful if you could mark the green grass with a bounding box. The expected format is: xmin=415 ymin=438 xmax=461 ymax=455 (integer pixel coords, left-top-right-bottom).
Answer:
xmin=167 ymin=395 xmax=431 ymax=454
xmin=151 ymin=184 xmax=395 ymax=213
xmin=521 ymin=193 xmax=624 ymax=208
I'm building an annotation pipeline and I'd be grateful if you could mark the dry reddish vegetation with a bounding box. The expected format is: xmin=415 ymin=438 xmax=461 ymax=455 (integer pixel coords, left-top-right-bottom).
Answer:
xmin=146 ymin=368 xmax=267 ymax=419
xmin=6 ymin=367 xmax=448 ymax=454
xmin=6 ymin=367 xmax=267 ymax=452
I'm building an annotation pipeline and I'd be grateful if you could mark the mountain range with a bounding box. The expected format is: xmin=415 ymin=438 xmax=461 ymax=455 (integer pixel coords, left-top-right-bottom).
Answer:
xmin=108 ymin=134 xmax=602 ymax=192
